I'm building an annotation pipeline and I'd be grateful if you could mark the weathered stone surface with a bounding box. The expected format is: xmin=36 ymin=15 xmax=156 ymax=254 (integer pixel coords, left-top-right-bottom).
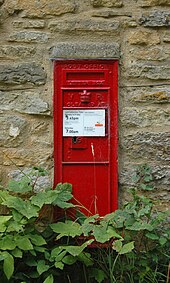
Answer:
xmin=91 ymin=0 xmax=123 ymax=8
xmin=122 ymin=132 xmax=170 ymax=162
xmin=128 ymin=30 xmax=160 ymax=45
xmin=48 ymin=18 xmax=119 ymax=33
xmin=0 ymin=6 xmax=8 ymax=24
xmin=91 ymin=9 xmax=131 ymax=18
xmin=127 ymin=63 xmax=170 ymax=80
xmin=0 ymin=91 xmax=50 ymax=115
xmin=121 ymin=19 xmax=138 ymax=28
xmin=0 ymin=63 xmax=46 ymax=88
xmin=139 ymin=0 xmax=170 ymax=6
xmin=4 ymin=0 xmax=76 ymax=18
xmin=121 ymin=86 xmax=170 ymax=104
xmin=120 ymin=107 xmax=170 ymax=128
xmin=3 ymin=148 xmax=53 ymax=167
xmin=8 ymin=168 xmax=52 ymax=192
xmin=13 ymin=20 xmax=45 ymax=29
xmin=129 ymin=46 xmax=168 ymax=61
xmin=0 ymin=115 xmax=27 ymax=147
xmin=139 ymin=11 xmax=170 ymax=27
xmin=30 ymin=120 xmax=51 ymax=147
xmin=163 ymin=31 xmax=170 ymax=42
xmin=9 ymin=32 xmax=49 ymax=43
xmin=0 ymin=45 xmax=36 ymax=59
xmin=50 ymin=42 xmax=120 ymax=59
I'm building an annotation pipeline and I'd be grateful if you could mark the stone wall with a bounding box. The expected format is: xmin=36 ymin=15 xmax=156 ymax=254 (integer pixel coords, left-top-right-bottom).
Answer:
xmin=0 ymin=0 xmax=169 ymax=209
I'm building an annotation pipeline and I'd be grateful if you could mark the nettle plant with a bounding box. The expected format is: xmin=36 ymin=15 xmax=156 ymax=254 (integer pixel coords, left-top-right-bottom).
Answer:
xmin=0 ymin=166 xmax=169 ymax=283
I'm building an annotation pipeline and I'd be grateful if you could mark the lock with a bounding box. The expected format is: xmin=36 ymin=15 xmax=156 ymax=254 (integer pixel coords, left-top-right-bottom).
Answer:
xmin=70 ymin=137 xmax=87 ymax=149
xmin=72 ymin=136 xmax=77 ymax=144
xmin=54 ymin=59 xmax=118 ymax=216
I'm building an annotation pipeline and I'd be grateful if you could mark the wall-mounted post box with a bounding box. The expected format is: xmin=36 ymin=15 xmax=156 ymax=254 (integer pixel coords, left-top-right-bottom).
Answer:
xmin=54 ymin=60 xmax=118 ymax=216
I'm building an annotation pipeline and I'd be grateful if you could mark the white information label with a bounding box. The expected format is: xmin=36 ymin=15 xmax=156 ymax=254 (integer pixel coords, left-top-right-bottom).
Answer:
xmin=63 ymin=110 xmax=105 ymax=137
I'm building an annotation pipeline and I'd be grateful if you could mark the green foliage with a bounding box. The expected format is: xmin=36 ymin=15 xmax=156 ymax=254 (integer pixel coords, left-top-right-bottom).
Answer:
xmin=132 ymin=164 xmax=155 ymax=191
xmin=0 ymin=165 xmax=169 ymax=283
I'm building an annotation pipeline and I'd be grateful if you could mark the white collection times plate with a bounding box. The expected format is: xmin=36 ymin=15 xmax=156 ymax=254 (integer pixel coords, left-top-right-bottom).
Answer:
xmin=63 ymin=109 xmax=105 ymax=137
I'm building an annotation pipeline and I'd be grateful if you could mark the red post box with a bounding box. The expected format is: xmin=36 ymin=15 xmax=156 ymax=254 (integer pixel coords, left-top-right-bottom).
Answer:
xmin=54 ymin=60 xmax=118 ymax=216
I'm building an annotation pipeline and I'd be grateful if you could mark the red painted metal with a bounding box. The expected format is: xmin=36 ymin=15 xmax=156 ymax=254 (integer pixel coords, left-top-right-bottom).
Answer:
xmin=53 ymin=60 xmax=118 ymax=216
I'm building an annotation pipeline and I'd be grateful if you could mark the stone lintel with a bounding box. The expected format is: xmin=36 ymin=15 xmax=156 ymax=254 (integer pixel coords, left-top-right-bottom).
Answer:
xmin=50 ymin=42 xmax=120 ymax=59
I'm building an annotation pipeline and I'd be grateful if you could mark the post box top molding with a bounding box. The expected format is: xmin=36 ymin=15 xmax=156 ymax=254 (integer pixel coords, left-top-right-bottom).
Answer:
xmin=50 ymin=42 xmax=120 ymax=60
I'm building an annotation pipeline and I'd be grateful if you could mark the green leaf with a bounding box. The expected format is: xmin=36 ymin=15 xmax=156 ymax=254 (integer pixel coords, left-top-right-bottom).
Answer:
xmin=112 ymin=239 xmax=123 ymax=253
xmin=53 ymin=183 xmax=74 ymax=208
xmin=3 ymin=196 xmax=38 ymax=219
xmin=50 ymin=220 xmax=82 ymax=239
xmin=81 ymin=215 xmax=99 ymax=236
xmin=77 ymin=252 xmax=93 ymax=267
xmin=159 ymin=236 xmax=167 ymax=246
xmin=25 ymin=257 xmax=37 ymax=267
xmin=62 ymin=255 xmax=77 ymax=265
xmin=16 ymin=236 xmax=33 ymax=250
xmin=11 ymin=248 xmax=23 ymax=258
xmin=51 ymin=247 xmax=66 ymax=261
xmin=0 ymin=190 xmax=9 ymax=204
xmin=3 ymin=252 xmax=14 ymax=280
xmin=128 ymin=221 xmax=153 ymax=231
xmin=63 ymin=240 xmax=94 ymax=256
xmin=90 ymin=268 xmax=106 ymax=283
xmin=144 ymin=175 xmax=153 ymax=182
xmin=31 ymin=190 xmax=58 ymax=208
xmin=146 ymin=232 xmax=159 ymax=240
xmin=8 ymin=178 xmax=32 ymax=193
xmin=29 ymin=234 xmax=47 ymax=246
xmin=92 ymin=225 xmax=109 ymax=243
xmin=119 ymin=241 xmax=134 ymax=255
xmin=54 ymin=261 xmax=64 ymax=270
xmin=0 ymin=216 xmax=12 ymax=232
xmin=43 ymin=274 xmax=54 ymax=283
xmin=34 ymin=246 xmax=46 ymax=253
xmin=37 ymin=260 xmax=50 ymax=275
xmin=140 ymin=184 xmax=154 ymax=191
xmin=0 ymin=235 xmax=16 ymax=250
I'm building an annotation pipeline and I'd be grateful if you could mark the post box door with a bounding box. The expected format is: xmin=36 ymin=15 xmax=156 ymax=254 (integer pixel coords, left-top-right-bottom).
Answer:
xmin=54 ymin=60 xmax=118 ymax=216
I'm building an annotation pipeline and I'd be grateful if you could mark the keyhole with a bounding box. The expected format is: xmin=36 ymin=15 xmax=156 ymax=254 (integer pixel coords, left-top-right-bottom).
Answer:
xmin=72 ymin=137 xmax=77 ymax=144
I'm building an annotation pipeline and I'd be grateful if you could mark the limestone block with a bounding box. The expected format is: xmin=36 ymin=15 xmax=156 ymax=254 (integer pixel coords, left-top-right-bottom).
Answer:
xmin=121 ymin=86 xmax=170 ymax=104
xmin=129 ymin=46 xmax=167 ymax=61
xmin=91 ymin=9 xmax=132 ymax=18
xmin=50 ymin=42 xmax=120 ymax=59
xmin=128 ymin=30 xmax=160 ymax=45
xmin=0 ymin=63 xmax=46 ymax=88
xmin=91 ymin=0 xmax=123 ymax=8
xmin=49 ymin=18 xmax=119 ymax=33
xmin=9 ymin=31 xmax=49 ymax=43
xmin=121 ymin=19 xmax=138 ymax=28
xmin=120 ymin=107 xmax=170 ymax=128
xmin=13 ymin=20 xmax=45 ymax=29
xmin=138 ymin=0 xmax=170 ymax=6
xmin=163 ymin=31 xmax=170 ymax=42
xmin=4 ymin=0 xmax=76 ymax=18
xmin=139 ymin=11 xmax=170 ymax=27
xmin=122 ymin=132 xmax=170 ymax=162
xmin=0 ymin=91 xmax=50 ymax=115
xmin=30 ymin=119 xmax=51 ymax=146
xmin=0 ymin=114 xmax=27 ymax=147
xmin=0 ymin=45 xmax=36 ymax=59
xmin=3 ymin=148 xmax=53 ymax=167
xmin=127 ymin=63 xmax=170 ymax=80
